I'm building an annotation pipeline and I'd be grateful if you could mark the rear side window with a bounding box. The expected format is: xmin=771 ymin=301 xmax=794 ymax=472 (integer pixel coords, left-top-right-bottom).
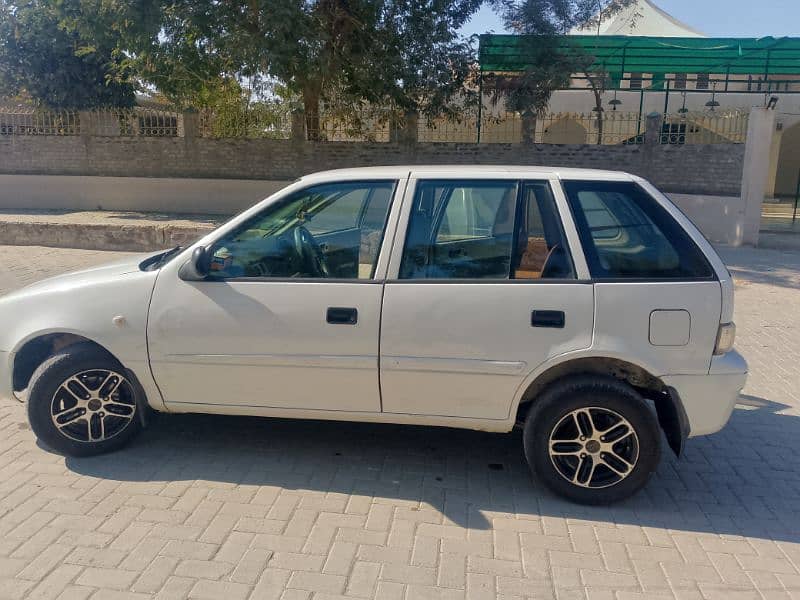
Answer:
xmin=563 ymin=180 xmax=713 ymax=279
xmin=399 ymin=179 xmax=575 ymax=280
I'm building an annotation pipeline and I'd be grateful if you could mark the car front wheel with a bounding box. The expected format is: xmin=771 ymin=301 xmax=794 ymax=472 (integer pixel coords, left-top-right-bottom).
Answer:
xmin=27 ymin=344 xmax=144 ymax=457
xmin=523 ymin=375 xmax=661 ymax=504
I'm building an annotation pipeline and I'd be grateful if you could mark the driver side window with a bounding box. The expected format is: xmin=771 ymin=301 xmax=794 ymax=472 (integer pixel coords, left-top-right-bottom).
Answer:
xmin=208 ymin=181 xmax=396 ymax=280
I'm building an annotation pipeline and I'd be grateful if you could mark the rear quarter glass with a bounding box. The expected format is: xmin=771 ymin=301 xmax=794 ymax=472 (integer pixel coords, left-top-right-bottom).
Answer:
xmin=561 ymin=180 xmax=715 ymax=281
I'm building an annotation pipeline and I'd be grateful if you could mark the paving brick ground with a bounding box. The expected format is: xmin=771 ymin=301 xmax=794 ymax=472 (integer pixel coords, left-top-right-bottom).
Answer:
xmin=0 ymin=244 xmax=798 ymax=600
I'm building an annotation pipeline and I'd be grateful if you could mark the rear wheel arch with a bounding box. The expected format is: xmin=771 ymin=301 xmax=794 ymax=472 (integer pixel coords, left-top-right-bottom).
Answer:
xmin=514 ymin=356 xmax=685 ymax=456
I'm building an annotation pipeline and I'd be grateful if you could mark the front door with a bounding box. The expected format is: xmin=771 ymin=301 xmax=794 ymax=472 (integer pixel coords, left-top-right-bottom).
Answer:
xmin=148 ymin=179 xmax=398 ymax=412
xmin=380 ymin=178 xmax=594 ymax=420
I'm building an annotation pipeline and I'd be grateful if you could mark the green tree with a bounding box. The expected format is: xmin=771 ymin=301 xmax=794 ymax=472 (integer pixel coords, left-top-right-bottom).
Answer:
xmin=88 ymin=0 xmax=376 ymax=138
xmin=488 ymin=0 xmax=636 ymax=140
xmin=357 ymin=0 xmax=483 ymax=126
xmin=0 ymin=0 xmax=135 ymax=108
xmin=65 ymin=0 xmax=483 ymax=139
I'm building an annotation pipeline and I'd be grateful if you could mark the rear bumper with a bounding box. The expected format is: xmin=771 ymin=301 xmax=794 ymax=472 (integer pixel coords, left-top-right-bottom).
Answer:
xmin=662 ymin=350 xmax=748 ymax=438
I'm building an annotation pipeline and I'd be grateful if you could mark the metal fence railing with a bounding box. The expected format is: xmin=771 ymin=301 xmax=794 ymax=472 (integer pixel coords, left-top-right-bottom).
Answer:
xmin=536 ymin=111 xmax=646 ymax=145
xmin=0 ymin=107 xmax=181 ymax=137
xmin=306 ymin=110 xmax=396 ymax=143
xmin=412 ymin=110 xmax=647 ymax=144
xmin=0 ymin=108 xmax=81 ymax=135
xmin=660 ymin=110 xmax=749 ymax=145
xmin=82 ymin=108 xmax=181 ymax=137
xmin=0 ymin=105 xmax=751 ymax=145
xmin=198 ymin=107 xmax=292 ymax=139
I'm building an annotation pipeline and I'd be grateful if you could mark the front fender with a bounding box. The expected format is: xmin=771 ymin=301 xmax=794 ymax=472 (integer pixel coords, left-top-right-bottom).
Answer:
xmin=1 ymin=270 xmax=164 ymax=410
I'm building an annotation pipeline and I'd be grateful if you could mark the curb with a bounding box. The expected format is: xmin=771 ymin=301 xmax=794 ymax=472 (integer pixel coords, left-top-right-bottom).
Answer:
xmin=0 ymin=221 xmax=215 ymax=252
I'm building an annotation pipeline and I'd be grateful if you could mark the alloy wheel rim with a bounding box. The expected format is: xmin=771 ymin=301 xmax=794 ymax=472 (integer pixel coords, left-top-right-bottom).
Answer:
xmin=548 ymin=406 xmax=639 ymax=489
xmin=50 ymin=369 xmax=136 ymax=443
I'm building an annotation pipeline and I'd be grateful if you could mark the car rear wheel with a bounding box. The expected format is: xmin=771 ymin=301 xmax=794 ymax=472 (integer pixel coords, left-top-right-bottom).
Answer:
xmin=523 ymin=375 xmax=661 ymax=504
xmin=27 ymin=344 xmax=144 ymax=457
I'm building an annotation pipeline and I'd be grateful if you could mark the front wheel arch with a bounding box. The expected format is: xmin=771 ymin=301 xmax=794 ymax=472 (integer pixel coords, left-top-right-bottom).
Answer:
xmin=15 ymin=335 xmax=151 ymax=428
xmin=27 ymin=344 xmax=148 ymax=456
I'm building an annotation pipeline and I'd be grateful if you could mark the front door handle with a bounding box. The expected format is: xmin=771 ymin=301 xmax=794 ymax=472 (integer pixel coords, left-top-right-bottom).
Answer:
xmin=531 ymin=310 xmax=565 ymax=329
xmin=327 ymin=307 xmax=358 ymax=325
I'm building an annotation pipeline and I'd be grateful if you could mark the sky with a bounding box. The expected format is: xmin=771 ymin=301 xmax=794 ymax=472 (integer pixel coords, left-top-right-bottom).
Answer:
xmin=462 ymin=0 xmax=800 ymax=39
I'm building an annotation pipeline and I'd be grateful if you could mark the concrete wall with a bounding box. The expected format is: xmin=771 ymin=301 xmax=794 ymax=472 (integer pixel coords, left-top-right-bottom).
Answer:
xmin=0 ymin=173 xmax=746 ymax=246
xmin=740 ymin=108 xmax=778 ymax=245
xmin=0 ymin=135 xmax=745 ymax=197
xmin=668 ymin=193 xmax=747 ymax=246
xmin=0 ymin=175 xmax=288 ymax=215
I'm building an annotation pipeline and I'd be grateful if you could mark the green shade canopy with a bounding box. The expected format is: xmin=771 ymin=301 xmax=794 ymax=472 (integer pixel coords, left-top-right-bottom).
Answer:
xmin=479 ymin=34 xmax=800 ymax=77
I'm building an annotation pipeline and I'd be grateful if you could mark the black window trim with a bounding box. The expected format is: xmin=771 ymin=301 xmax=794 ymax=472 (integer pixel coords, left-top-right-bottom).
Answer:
xmin=200 ymin=178 xmax=399 ymax=283
xmin=562 ymin=179 xmax=718 ymax=283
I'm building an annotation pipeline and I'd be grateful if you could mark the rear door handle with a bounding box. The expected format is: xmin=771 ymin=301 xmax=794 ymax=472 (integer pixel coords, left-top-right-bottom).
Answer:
xmin=531 ymin=310 xmax=565 ymax=329
xmin=327 ymin=307 xmax=358 ymax=325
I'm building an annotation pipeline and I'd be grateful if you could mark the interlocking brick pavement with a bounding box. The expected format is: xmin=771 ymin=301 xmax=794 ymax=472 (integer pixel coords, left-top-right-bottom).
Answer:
xmin=0 ymin=244 xmax=799 ymax=600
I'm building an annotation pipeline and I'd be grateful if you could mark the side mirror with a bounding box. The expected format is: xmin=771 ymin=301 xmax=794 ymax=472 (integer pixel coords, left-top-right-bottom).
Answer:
xmin=178 ymin=246 xmax=211 ymax=281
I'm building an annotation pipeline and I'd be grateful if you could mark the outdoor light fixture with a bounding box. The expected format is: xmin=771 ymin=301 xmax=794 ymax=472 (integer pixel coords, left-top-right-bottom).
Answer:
xmin=705 ymin=85 xmax=720 ymax=111
xmin=608 ymin=91 xmax=622 ymax=111
xmin=678 ymin=92 xmax=689 ymax=114
xmin=767 ymin=96 xmax=779 ymax=110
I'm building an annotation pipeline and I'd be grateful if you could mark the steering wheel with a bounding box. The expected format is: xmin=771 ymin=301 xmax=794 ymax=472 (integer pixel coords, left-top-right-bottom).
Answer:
xmin=293 ymin=226 xmax=331 ymax=278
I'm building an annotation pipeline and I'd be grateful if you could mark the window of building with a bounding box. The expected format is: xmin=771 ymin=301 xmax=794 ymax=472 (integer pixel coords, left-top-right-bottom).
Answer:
xmin=673 ymin=73 xmax=687 ymax=90
xmin=696 ymin=73 xmax=710 ymax=90
xmin=629 ymin=73 xmax=643 ymax=89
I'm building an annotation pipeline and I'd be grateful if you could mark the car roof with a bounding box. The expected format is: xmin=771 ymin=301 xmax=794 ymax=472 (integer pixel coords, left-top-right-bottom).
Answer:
xmin=301 ymin=165 xmax=638 ymax=182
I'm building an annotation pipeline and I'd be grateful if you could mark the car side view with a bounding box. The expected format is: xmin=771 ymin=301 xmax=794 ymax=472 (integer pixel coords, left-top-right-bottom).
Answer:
xmin=0 ymin=166 xmax=747 ymax=504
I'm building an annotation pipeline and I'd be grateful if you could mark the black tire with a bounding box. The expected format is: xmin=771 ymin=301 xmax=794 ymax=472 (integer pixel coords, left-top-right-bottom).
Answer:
xmin=523 ymin=375 xmax=661 ymax=505
xmin=27 ymin=344 xmax=145 ymax=457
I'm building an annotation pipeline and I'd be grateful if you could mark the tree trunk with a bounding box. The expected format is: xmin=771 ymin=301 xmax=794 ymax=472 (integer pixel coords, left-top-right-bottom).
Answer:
xmin=303 ymin=91 xmax=321 ymax=141
xmin=521 ymin=110 xmax=537 ymax=145
xmin=592 ymin=86 xmax=604 ymax=145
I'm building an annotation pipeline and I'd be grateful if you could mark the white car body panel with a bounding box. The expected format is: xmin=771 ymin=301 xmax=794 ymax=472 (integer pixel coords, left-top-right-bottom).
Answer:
xmin=0 ymin=260 xmax=163 ymax=409
xmin=147 ymin=279 xmax=384 ymax=412
xmin=635 ymin=177 xmax=736 ymax=324
xmin=0 ymin=165 xmax=746 ymax=442
xmin=379 ymin=282 xmax=594 ymax=419
xmin=592 ymin=281 xmax=722 ymax=376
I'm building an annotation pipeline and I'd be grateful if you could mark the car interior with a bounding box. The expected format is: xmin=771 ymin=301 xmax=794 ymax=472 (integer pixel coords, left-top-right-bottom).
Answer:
xmin=402 ymin=181 xmax=575 ymax=280
xmin=207 ymin=183 xmax=394 ymax=279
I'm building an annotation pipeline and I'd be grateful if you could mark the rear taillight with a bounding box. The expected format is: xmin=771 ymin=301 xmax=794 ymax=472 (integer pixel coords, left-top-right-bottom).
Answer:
xmin=714 ymin=323 xmax=736 ymax=355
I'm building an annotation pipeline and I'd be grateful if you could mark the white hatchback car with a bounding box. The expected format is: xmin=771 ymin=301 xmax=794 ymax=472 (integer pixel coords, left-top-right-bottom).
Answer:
xmin=0 ymin=166 xmax=746 ymax=504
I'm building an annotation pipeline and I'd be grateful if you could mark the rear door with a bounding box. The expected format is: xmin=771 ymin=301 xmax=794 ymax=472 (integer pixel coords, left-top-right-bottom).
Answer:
xmin=379 ymin=175 xmax=594 ymax=420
